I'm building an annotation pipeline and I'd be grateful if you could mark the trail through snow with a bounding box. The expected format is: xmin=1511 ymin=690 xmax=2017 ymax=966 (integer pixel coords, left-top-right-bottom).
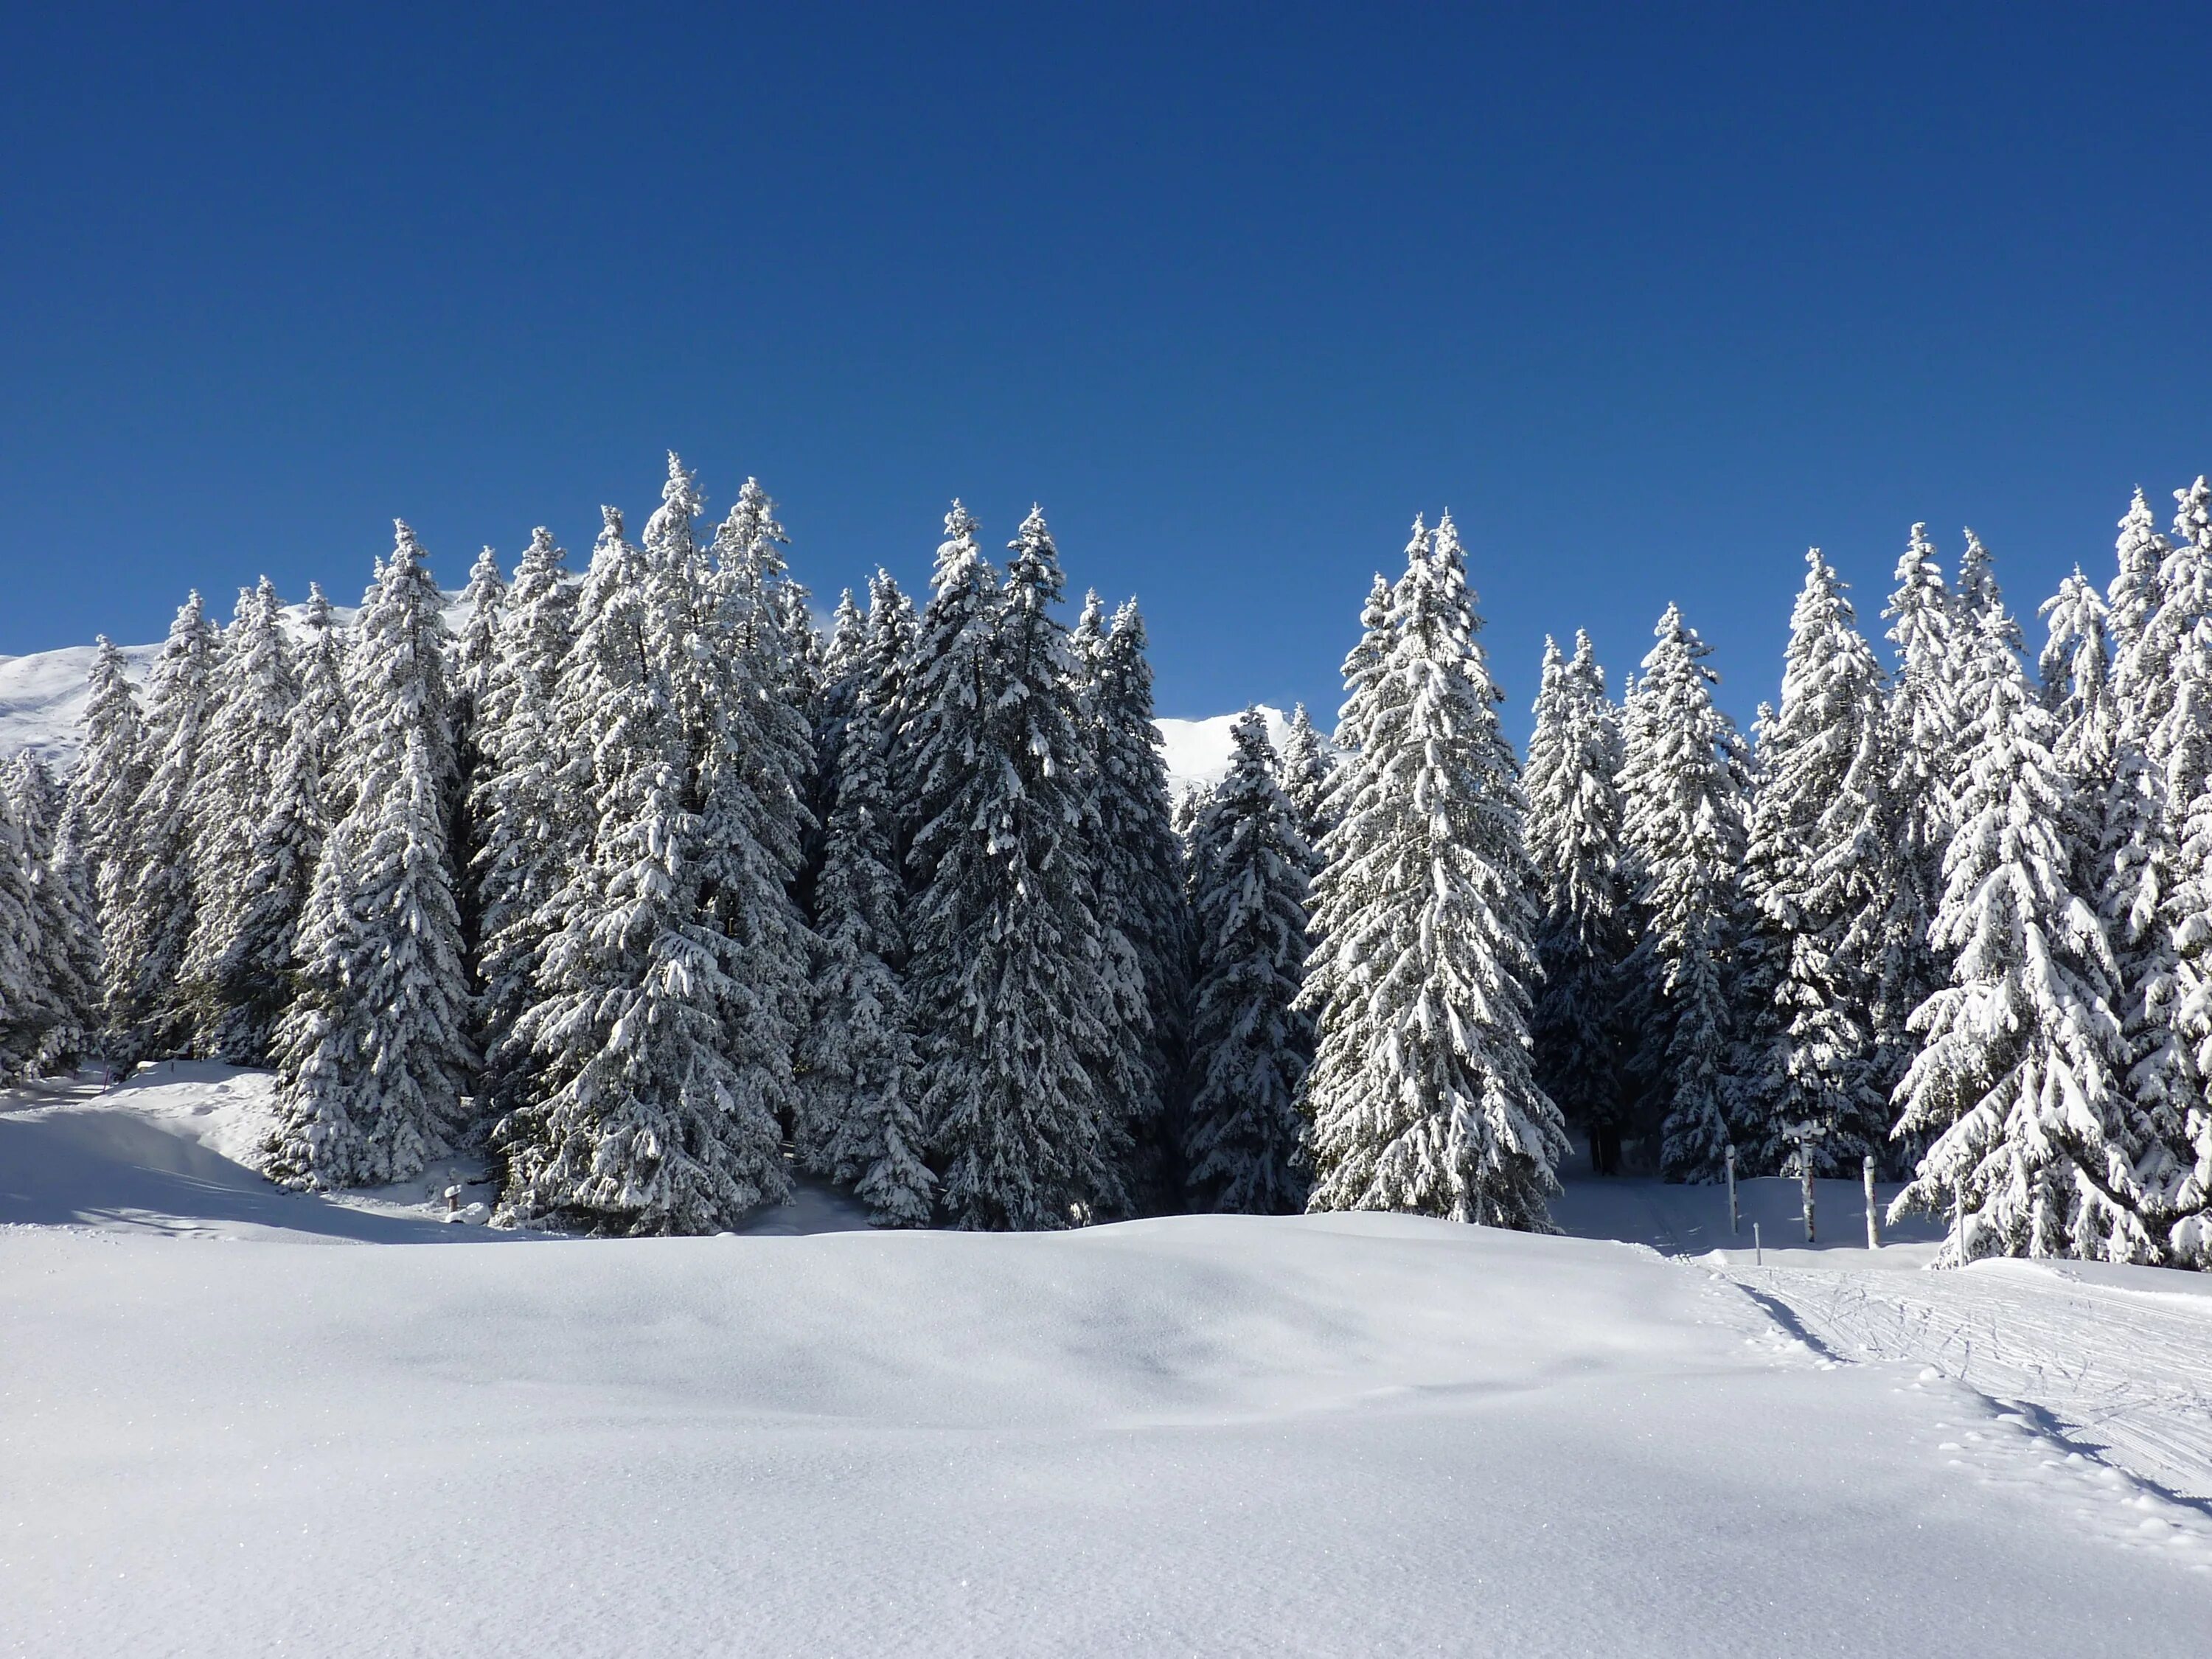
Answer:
xmin=1726 ymin=1257 xmax=2212 ymax=1509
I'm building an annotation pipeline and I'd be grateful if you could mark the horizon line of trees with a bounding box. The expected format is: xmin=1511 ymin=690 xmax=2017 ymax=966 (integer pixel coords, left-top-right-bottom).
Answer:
xmin=0 ymin=459 xmax=2205 ymax=1267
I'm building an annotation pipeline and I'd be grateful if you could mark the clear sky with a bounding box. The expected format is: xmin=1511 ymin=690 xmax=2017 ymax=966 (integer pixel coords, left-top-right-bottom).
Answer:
xmin=4 ymin=2 xmax=2208 ymax=734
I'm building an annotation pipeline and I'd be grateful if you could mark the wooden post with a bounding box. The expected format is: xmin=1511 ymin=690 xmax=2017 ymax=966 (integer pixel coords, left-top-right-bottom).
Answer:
xmin=1725 ymin=1144 xmax=1739 ymax=1235
xmin=1799 ymin=1137 xmax=1815 ymax=1245
xmin=1753 ymin=1221 xmax=1761 ymax=1267
xmin=1863 ymin=1155 xmax=1880 ymax=1250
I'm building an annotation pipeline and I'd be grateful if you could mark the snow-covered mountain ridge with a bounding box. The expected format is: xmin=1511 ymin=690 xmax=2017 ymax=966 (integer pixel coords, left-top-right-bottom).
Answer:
xmin=0 ymin=628 xmax=1282 ymax=790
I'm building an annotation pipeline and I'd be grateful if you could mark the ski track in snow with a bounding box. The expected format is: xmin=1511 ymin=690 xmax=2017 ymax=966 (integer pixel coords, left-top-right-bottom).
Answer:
xmin=1723 ymin=1259 xmax=2212 ymax=1512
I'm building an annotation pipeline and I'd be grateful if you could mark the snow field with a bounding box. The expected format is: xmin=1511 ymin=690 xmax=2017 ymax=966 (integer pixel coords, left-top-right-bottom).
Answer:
xmin=4 ymin=1076 xmax=2211 ymax=1656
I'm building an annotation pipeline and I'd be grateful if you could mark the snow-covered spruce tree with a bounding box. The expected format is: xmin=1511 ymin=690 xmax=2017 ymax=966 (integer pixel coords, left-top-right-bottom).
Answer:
xmin=2136 ymin=480 xmax=2212 ymax=1265
xmin=453 ymin=544 xmax=508 ymax=740
xmin=1171 ymin=782 xmax=1208 ymax=864
xmin=13 ymin=754 xmax=98 ymax=1072
xmin=2106 ymin=487 xmax=2168 ymax=661
xmin=2154 ymin=688 xmax=2212 ymax=1265
xmin=2094 ymin=492 xmax=2182 ymax=1166
xmin=1871 ymin=525 xmax=1963 ymax=1111
xmin=803 ymin=587 xmax=870 ymax=894
xmin=493 ymin=481 xmax=789 ymax=1235
xmin=1890 ymin=596 xmax=2138 ymax=1263
xmin=1523 ymin=630 xmax=1633 ymax=1171
xmin=692 ymin=470 xmax=816 ymax=1155
xmin=104 ymin=591 xmax=218 ymax=1060
xmin=62 ymin=636 xmax=147 ymax=936
xmin=1331 ymin=571 xmax=1396 ymax=761
xmin=1183 ymin=709 xmax=1313 ymax=1213
xmin=1731 ymin=551 xmax=1894 ymax=1176
xmin=1301 ymin=514 xmax=1568 ymax=1225
xmin=215 ymin=585 xmax=347 ymax=1068
xmin=0 ymin=771 xmax=43 ymax=1077
xmin=900 ymin=501 xmax=1001 ymax=877
xmin=1059 ymin=594 xmax=1155 ymax=1221
xmin=1955 ymin=529 xmax=2013 ymax=641
xmin=450 ymin=543 xmax=509 ymax=969
xmin=262 ymin=524 xmax=471 ymax=1191
xmin=799 ymin=571 xmax=933 ymax=1225
xmin=1302 ymin=571 xmax=1396 ymax=945
xmin=183 ymin=579 xmax=297 ymax=1058
xmin=1618 ymin=603 xmax=1749 ymax=1182
xmin=1086 ymin=598 xmax=1190 ymax=1208
xmin=909 ymin=507 xmax=1122 ymax=1228
xmin=2037 ymin=568 xmax=2118 ymax=896
xmin=1277 ymin=701 xmax=1335 ymax=856
xmin=468 ymin=529 xmax=578 ymax=1118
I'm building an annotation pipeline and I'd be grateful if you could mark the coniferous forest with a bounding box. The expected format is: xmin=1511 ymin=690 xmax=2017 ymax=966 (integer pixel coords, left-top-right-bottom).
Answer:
xmin=5 ymin=454 xmax=2210 ymax=1267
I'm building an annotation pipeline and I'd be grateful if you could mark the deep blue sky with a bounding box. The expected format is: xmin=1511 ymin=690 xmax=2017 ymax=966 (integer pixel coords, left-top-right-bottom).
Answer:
xmin=5 ymin=2 xmax=2209 ymax=732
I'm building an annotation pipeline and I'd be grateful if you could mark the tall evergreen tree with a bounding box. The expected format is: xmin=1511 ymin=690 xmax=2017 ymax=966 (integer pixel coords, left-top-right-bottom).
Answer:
xmin=1618 ymin=603 xmax=1747 ymax=1182
xmin=13 ymin=754 xmax=97 ymax=1072
xmin=803 ymin=586 xmax=872 ymax=912
xmin=1733 ymin=551 xmax=1893 ymax=1175
xmin=104 ymin=592 xmax=218 ymax=1059
xmin=470 ymin=529 xmax=579 ymax=1117
xmin=494 ymin=477 xmax=791 ymax=1235
xmin=910 ymin=507 xmax=1121 ymax=1228
xmin=2134 ymin=480 xmax=2212 ymax=1264
xmin=263 ymin=524 xmax=471 ymax=1189
xmin=900 ymin=502 xmax=1000 ymax=879
xmin=1523 ymin=630 xmax=1632 ymax=1171
xmin=1276 ymin=701 xmax=1335 ymax=855
xmin=0 ymin=767 xmax=43 ymax=1077
xmin=1301 ymin=514 xmax=1568 ymax=1226
xmin=183 ymin=579 xmax=297 ymax=1057
xmin=1872 ymin=525 xmax=1962 ymax=1109
xmin=2038 ymin=568 xmax=2118 ymax=892
xmin=1087 ymin=597 xmax=1189 ymax=1207
xmin=1183 ymin=709 xmax=1313 ymax=1213
xmin=63 ymin=637 xmax=147 ymax=921
xmin=2083 ymin=484 xmax=2212 ymax=1234
xmin=216 ymin=585 xmax=345 ymax=1067
xmin=451 ymin=544 xmax=509 ymax=973
xmin=1891 ymin=599 xmax=2137 ymax=1262
xmin=694 ymin=470 xmax=816 ymax=1154
xmin=800 ymin=572 xmax=933 ymax=1225
xmin=2106 ymin=489 xmax=2168 ymax=661
xmin=1331 ymin=573 xmax=1396 ymax=761
xmin=1955 ymin=529 xmax=2014 ymax=645
xmin=453 ymin=545 xmax=509 ymax=739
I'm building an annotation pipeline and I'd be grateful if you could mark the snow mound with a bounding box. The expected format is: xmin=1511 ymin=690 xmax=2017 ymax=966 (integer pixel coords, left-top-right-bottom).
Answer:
xmin=0 ymin=1066 xmax=498 ymax=1244
xmin=0 ymin=1065 xmax=875 ymax=1244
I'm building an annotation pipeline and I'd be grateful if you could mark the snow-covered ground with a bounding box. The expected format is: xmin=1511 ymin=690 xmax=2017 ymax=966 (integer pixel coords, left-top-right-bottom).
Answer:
xmin=0 ymin=630 xmax=1272 ymax=790
xmin=3 ymin=1071 xmax=2208 ymax=1656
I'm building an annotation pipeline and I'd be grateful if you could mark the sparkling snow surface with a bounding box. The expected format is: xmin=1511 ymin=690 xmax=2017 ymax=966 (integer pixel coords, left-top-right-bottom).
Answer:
xmin=4 ymin=1072 xmax=2210 ymax=1657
